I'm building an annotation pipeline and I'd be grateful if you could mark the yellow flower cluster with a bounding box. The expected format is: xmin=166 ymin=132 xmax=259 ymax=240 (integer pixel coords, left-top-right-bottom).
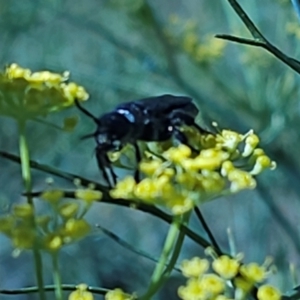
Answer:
xmin=110 ymin=128 xmax=275 ymax=215
xmin=68 ymin=284 xmax=94 ymax=300
xmin=105 ymin=288 xmax=136 ymax=300
xmin=0 ymin=187 xmax=102 ymax=252
xmin=179 ymin=254 xmax=281 ymax=300
xmin=167 ymin=16 xmax=226 ymax=63
xmin=0 ymin=63 xmax=89 ymax=119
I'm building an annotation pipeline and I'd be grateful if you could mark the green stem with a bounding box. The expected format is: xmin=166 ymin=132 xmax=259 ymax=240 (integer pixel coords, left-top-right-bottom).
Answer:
xmin=18 ymin=120 xmax=46 ymax=300
xmin=158 ymin=213 xmax=190 ymax=284
xmin=52 ymin=252 xmax=63 ymax=300
xmin=141 ymin=213 xmax=190 ymax=300
xmin=19 ymin=121 xmax=33 ymax=204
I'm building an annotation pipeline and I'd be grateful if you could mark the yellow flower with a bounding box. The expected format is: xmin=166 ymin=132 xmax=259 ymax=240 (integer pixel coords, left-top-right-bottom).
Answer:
xmin=159 ymin=167 xmax=175 ymax=178
xmin=200 ymin=274 xmax=224 ymax=295
xmin=61 ymin=219 xmax=91 ymax=242
xmin=221 ymin=161 xmax=235 ymax=176
xmin=216 ymin=130 xmax=243 ymax=152
xmin=59 ymin=202 xmax=80 ymax=218
xmin=243 ymin=133 xmax=260 ymax=157
xmin=182 ymin=150 xmax=228 ymax=171
xmin=29 ymin=70 xmax=69 ymax=86
xmin=12 ymin=203 xmax=34 ymax=218
xmin=43 ymin=234 xmax=63 ymax=251
xmin=227 ymin=169 xmax=256 ymax=192
xmin=12 ymin=227 xmax=36 ymax=249
xmin=176 ymin=173 xmax=197 ymax=190
xmin=240 ymin=263 xmax=266 ymax=283
xmin=105 ymin=288 xmax=134 ymax=300
xmin=110 ymin=126 xmax=274 ymax=213
xmin=41 ymin=190 xmax=64 ymax=203
xmin=200 ymin=171 xmax=225 ymax=193
xmin=178 ymin=278 xmax=205 ymax=300
xmin=75 ymin=189 xmax=103 ymax=203
xmin=69 ymin=284 xmax=94 ymax=300
xmin=139 ymin=160 xmax=162 ymax=176
xmin=181 ymin=257 xmax=209 ymax=278
xmin=156 ymin=174 xmax=172 ymax=188
xmin=134 ymin=178 xmax=158 ymax=201
xmin=212 ymin=255 xmax=240 ymax=279
xmin=169 ymin=196 xmax=194 ymax=215
xmin=257 ymin=285 xmax=281 ymax=300
xmin=234 ymin=277 xmax=253 ymax=297
xmin=62 ymin=82 xmax=89 ymax=104
xmin=0 ymin=63 xmax=89 ymax=120
xmin=251 ymin=155 xmax=276 ymax=175
xmin=164 ymin=144 xmax=192 ymax=163
xmin=110 ymin=176 xmax=136 ymax=199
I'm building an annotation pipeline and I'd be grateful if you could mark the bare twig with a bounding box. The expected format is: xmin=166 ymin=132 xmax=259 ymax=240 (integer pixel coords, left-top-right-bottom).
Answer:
xmin=194 ymin=207 xmax=221 ymax=254
xmin=0 ymin=150 xmax=214 ymax=252
xmin=0 ymin=284 xmax=108 ymax=296
xmin=95 ymin=224 xmax=181 ymax=272
xmin=216 ymin=0 xmax=300 ymax=74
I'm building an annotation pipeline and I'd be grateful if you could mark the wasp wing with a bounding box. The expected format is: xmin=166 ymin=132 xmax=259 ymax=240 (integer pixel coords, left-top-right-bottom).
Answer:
xmin=136 ymin=94 xmax=197 ymax=116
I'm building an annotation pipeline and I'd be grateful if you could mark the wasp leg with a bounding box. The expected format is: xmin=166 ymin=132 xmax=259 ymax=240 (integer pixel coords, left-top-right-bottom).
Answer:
xmin=96 ymin=151 xmax=117 ymax=188
xmin=98 ymin=160 xmax=112 ymax=188
xmin=133 ymin=143 xmax=142 ymax=182
xmin=173 ymin=129 xmax=188 ymax=144
xmin=173 ymin=129 xmax=198 ymax=153
xmin=106 ymin=155 xmax=118 ymax=187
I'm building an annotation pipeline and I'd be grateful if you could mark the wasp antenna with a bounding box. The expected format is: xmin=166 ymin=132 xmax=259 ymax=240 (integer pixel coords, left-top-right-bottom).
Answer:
xmin=75 ymin=99 xmax=99 ymax=123
xmin=80 ymin=133 xmax=95 ymax=140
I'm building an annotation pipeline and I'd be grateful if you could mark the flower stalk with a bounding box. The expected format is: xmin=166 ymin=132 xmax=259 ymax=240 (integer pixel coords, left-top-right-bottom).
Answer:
xmin=141 ymin=213 xmax=190 ymax=300
xmin=18 ymin=120 xmax=46 ymax=300
xmin=52 ymin=252 xmax=63 ymax=300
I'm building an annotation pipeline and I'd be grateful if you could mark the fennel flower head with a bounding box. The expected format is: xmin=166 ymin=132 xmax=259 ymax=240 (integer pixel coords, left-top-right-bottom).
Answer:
xmin=110 ymin=127 xmax=276 ymax=215
xmin=0 ymin=63 xmax=89 ymax=120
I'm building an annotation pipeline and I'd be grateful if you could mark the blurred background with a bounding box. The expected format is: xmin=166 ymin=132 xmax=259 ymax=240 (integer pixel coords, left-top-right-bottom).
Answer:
xmin=0 ymin=0 xmax=300 ymax=299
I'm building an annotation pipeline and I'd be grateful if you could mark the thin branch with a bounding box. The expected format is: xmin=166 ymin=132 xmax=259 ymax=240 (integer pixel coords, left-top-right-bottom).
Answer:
xmin=194 ymin=207 xmax=221 ymax=254
xmin=0 ymin=150 xmax=108 ymax=192
xmin=215 ymin=34 xmax=266 ymax=47
xmin=0 ymin=284 xmax=108 ymax=295
xmin=95 ymin=224 xmax=181 ymax=272
xmin=0 ymin=150 xmax=215 ymax=251
xmin=29 ymin=189 xmax=215 ymax=253
xmin=216 ymin=0 xmax=300 ymax=74
xmin=227 ymin=0 xmax=265 ymax=41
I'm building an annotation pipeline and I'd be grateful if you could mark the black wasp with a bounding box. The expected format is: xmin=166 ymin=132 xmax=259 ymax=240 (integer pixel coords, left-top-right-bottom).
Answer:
xmin=75 ymin=94 xmax=207 ymax=187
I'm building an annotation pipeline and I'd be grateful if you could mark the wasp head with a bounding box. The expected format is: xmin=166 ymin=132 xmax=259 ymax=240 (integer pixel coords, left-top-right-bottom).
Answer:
xmin=94 ymin=112 xmax=133 ymax=152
